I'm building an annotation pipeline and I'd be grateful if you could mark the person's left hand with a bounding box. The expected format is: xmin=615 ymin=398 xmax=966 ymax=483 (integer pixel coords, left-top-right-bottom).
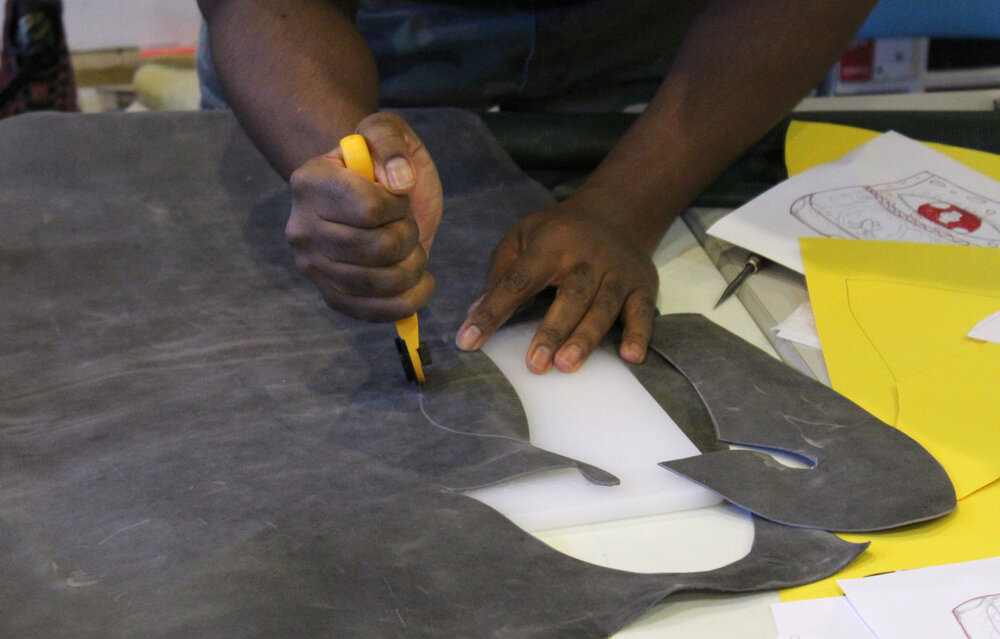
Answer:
xmin=455 ymin=195 xmax=659 ymax=374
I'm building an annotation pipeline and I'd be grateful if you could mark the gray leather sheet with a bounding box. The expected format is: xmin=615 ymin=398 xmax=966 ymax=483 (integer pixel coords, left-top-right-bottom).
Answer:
xmin=654 ymin=314 xmax=957 ymax=532
xmin=0 ymin=109 xmax=868 ymax=638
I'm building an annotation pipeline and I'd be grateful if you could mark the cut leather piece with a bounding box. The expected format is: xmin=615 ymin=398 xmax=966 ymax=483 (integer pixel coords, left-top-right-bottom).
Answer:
xmin=138 ymin=509 xmax=863 ymax=639
xmin=621 ymin=334 xmax=728 ymax=456
xmin=0 ymin=110 xmax=867 ymax=638
xmin=651 ymin=514 xmax=867 ymax=597
xmin=329 ymin=328 xmax=621 ymax=490
xmin=652 ymin=313 xmax=957 ymax=532
xmin=0 ymin=475 xmax=866 ymax=639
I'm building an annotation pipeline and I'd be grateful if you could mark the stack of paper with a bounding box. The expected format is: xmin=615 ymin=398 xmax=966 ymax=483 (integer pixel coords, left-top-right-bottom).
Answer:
xmin=706 ymin=122 xmax=1000 ymax=601
xmin=708 ymin=122 xmax=1000 ymax=273
xmin=773 ymin=557 xmax=1000 ymax=639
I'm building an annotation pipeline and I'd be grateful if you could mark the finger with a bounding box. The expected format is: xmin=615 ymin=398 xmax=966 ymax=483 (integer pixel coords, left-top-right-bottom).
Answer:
xmin=287 ymin=213 xmax=419 ymax=267
xmin=484 ymin=229 xmax=524 ymax=292
xmin=292 ymin=244 xmax=428 ymax=298
xmin=356 ymin=112 xmax=422 ymax=194
xmin=290 ymin=155 xmax=410 ymax=228
xmin=455 ymin=246 xmax=551 ymax=352
xmin=524 ymin=263 xmax=598 ymax=374
xmin=454 ymin=230 xmax=522 ymax=350
xmin=552 ymin=276 xmax=629 ymax=374
xmin=617 ymin=288 xmax=656 ymax=364
xmin=313 ymin=270 xmax=437 ymax=323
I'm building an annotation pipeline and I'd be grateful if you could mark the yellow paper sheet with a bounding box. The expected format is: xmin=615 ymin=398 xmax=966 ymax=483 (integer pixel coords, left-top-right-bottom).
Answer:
xmin=782 ymin=479 xmax=1000 ymax=601
xmin=785 ymin=120 xmax=1000 ymax=181
xmin=897 ymin=374 xmax=1000 ymax=500
xmin=778 ymin=122 xmax=1000 ymax=601
xmin=782 ymin=238 xmax=1000 ymax=601
xmin=802 ymin=241 xmax=1000 ymax=498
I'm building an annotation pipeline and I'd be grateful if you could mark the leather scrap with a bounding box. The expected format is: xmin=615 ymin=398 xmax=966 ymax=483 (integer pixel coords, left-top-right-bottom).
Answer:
xmin=653 ymin=313 xmax=957 ymax=531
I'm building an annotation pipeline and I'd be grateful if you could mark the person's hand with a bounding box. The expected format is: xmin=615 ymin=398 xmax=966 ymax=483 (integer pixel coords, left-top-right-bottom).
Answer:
xmin=285 ymin=112 xmax=443 ymax=322
xmin=455 ymin=195 xmax=659 ymax=374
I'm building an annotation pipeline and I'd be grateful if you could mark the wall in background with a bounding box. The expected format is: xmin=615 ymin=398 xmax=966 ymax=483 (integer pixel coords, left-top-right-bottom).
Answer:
xmin=63 ymin=1 xmax=201 ymax=51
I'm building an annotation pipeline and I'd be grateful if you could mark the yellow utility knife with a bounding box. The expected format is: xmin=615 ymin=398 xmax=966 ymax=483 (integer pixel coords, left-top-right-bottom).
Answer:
xmin=339 ymin=134 xmax=428 ymax=384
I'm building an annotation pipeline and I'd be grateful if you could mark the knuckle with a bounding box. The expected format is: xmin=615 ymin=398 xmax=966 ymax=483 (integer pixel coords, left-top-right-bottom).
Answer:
xmin=635 ymin=291 xmax=657 ymax=317
xmin=293 ymin=253 xmax=317 ymax=278
xmin=359 ymin=113 xmax=418 ymax=153
xmin=597 ymin=295 xmax=622 ymax=318
xmin=595 ymin=281 xmax=627 ymax=316
xmin=564 ymin=273 xmax=595 ymax=304
xmin=288 ymin=166 xmax=310 ymax=196
xmin=622 ymin=290 xmax=657 ymax=330
xmin=499 ymin=263 xmax=533 ymax=294
xmin=284 ymin=217 xmax=308 ymax=245
xmin=361 ymin=111 xmax=405 ymax=131
xmin=603 ymin=278 xmax=627 ymax=301
xmin=289 ymin=160 xmax=325 ymax=198
xmin=373 ymin=224 xmax=416 ymax=262
xmin=542 ymin=217 xmax=576 ymax=240
xmin=470 ymin=304 xmax=500 ymax=329
xmin=630 ymin=303 xmax=655 ymax=327
xmin=352 ymin=190 xmax=385 ymax=227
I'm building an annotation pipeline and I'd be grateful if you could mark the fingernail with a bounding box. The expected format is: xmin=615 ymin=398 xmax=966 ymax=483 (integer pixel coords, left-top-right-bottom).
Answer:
xmin=555 ymin=344 xmax=583 ymax=372
xmin=529 ymin=345 xmax=552 ymax=374
xmin=386 ymin=157 xmax=415 ymax=190
xmin=622 ymin=342 xmax=645 ymax=363
xmin=456 ymin=324 xmax=481 ymax=351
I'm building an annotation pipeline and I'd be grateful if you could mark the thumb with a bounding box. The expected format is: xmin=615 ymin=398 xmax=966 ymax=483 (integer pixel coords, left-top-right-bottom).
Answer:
xmin=357 ymin=113 xmax=443 ymax=256
xmin=356 ymin=112 xmax=423 ymax=194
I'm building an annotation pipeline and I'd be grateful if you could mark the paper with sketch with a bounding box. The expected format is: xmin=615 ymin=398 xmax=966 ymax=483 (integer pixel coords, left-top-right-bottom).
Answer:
xmin=708 ymin=131 xmax=1000 ymax=273
xmin=772 ymin=597 xmax=877 ymax=639
xmin=839 ymin=557 xmax=1000 ymax=639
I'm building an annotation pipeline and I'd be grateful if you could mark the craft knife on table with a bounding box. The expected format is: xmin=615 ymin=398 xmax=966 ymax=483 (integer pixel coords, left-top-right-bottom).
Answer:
xmin=714 ymin=253 xmax=763 ymax=309
xmin=340 ymin=134 xmax=430 ymax=384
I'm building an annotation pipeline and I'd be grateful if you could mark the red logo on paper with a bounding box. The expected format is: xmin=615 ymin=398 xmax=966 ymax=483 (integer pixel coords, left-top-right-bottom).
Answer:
xmin=918 ymin=203 xmax=982 ymax=233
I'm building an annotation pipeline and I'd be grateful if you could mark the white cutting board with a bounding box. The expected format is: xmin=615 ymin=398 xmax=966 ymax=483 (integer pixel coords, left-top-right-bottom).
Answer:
xmin=466 ymin=320 xmax=721 ymax=532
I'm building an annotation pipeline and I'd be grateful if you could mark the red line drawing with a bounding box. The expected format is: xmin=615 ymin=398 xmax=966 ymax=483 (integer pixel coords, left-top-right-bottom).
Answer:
xmin=954 ymin=593 xmax=1000 ymax=639
xmin=791 ymin=171 xmax=1000 ymax=248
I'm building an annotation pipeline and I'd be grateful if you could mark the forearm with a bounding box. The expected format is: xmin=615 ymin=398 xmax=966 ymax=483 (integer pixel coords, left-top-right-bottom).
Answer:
xmin=198 ymin=0 xmax=378 ymax=178
xmin=578 ymin=0 xmax=877 ymax=255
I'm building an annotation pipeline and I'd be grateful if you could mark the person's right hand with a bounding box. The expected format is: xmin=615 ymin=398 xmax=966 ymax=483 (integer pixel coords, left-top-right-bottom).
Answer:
xmin=285 ymin=112 xmax=443 ymax=322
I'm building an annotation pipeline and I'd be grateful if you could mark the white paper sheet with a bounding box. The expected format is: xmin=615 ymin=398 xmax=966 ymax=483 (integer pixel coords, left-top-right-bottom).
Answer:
xmin=707 ymin=131 xmax=1000 ymax=273
xmin=773 ymin=302 xmax=822 ymax=349
xmin=771 ymin=597 xmax=877 ymax=639
xmin=969 ymin=310 xmax=1000 ymax=344
xmin=838 ymin=557 xmax=1000 ymax=639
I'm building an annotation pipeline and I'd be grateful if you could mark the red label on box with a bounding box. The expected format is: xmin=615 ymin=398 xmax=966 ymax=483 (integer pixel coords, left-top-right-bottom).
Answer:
xmin=839 ymin=40 xmax=875 ymax=82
